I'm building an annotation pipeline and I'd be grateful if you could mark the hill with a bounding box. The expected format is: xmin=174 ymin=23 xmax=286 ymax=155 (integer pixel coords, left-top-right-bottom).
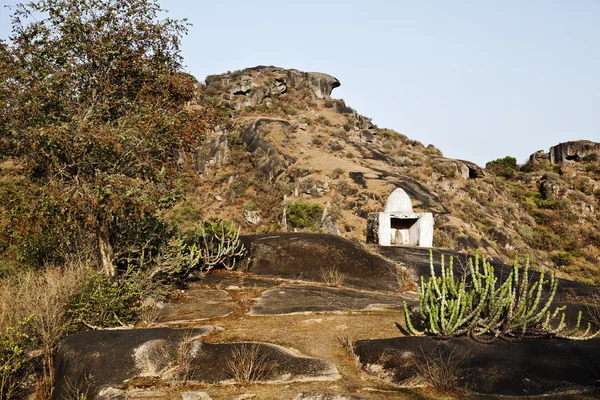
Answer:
xmin=167 ymin=65 xmax=600 ymax=285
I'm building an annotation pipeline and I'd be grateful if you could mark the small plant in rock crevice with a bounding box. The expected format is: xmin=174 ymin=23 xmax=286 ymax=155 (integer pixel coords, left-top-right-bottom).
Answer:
xmin=414 ymin=346 xmax=469 ymax=395
xmin=225 ymin=343 xmax=276 ymax=383
xmin=319 ymin=265 xmax=347 ymax=287
xmin=398 ymin=251 xmax=600 ymax=342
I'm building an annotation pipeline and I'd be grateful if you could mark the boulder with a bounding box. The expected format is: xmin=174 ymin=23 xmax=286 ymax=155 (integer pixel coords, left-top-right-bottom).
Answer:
xmin=306 ymin=72 xmax=341 ymax=99
xmin=240 ymin=233 xmax=402 ymax=293
xmin=230 ymin=75 xmax=254 ymax=95
xmin=539 ymin=179 xmax=565 ymax=200
xmin=53 ymin=327 xmax=218 ymax=400
xmin=244 ymin=210 xmax=261 ymax=225
xmin=549 ymin=140 xmax=600 ymax=164
xmin=270 ymin=76 xmax=287 ymax=96
xmin=354 ymin=336 xmax=600 ymax=396
xmin=528 ymin=150 xmax=550 ymax=165
xmin=288 ymin=69 xmax=306 ymax=88
xmin=456 ymin=159 xmax=486 ymax=178
xmin=54 ymin=328 xmax=340 ymax=399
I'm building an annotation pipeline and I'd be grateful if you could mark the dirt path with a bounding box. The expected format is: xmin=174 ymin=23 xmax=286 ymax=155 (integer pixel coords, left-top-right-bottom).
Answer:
xmin=149 ymin=274 xmax=440 ymax=400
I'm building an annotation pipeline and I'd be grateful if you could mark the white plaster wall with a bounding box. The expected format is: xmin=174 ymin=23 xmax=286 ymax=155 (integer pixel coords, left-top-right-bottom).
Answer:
xmin=378 ymin=213 xmax=391 ymax=246
xmin=418 ymin=213 xmax=434 ymax=247
xmin=408 ymin=220 xmax=420 ymax=246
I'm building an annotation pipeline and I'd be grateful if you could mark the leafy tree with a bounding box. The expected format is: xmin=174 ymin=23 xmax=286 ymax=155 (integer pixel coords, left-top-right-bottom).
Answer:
xmin=0 ymin=0 xmax=212 ymax=274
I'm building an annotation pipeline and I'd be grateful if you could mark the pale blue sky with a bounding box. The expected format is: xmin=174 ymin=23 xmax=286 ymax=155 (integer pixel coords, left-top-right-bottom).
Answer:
xmin=2 ymin=1 xmax=599 ymax=166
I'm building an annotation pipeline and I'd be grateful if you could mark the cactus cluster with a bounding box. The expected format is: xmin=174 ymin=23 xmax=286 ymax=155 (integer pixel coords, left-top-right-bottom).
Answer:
xmin=400 ymin=251 xmax=599 ymax=342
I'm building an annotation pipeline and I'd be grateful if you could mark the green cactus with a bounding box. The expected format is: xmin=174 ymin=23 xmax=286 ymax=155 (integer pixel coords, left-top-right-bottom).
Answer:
xmin=400 ymin=251 xmax=599 ymax=342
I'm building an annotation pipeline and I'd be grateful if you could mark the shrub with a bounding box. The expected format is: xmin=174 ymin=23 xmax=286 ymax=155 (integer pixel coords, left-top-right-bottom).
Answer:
xmin=552 ymin=252 xmax=572 ymax=267
xmin=150 ymin=219 xmax=246 ymax=281
xmin=68 ymin=271 xmax=144 ymax=331
xmin=326 ymin=139 xmax=345 ymax=153
xmin=0 ymin=317 xmax=35 ymax=400
xmin=286 ymin=202 xmax=324 ymax=230
xmin=399 ymin=252 xmax=599 ymax=342
xmin=331 ymin=167 xmax=345 ymax=179
xmin=486 ymin=156 xmax=518 ymax=179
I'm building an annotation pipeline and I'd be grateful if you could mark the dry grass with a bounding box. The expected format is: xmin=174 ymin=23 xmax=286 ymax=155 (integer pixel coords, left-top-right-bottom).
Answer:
xmin=139 ymin=302 xmax=162 ymax=327
xmin=176 ymin=331 xmax=202 ymax=382
xmin=336 ymin=334 xmax=354 ymax=355
xmin=415 ymin=346 xmax=469 ymax=395
xmin=225 ymin=343 xmax=275 ymax=383
xmin=0 ymin=261 xmax=91 ymax=398
xmin=319 ymin=265 xmax=347 ymax=287
xmin=585 ymin=290 xmax=600 ymax=328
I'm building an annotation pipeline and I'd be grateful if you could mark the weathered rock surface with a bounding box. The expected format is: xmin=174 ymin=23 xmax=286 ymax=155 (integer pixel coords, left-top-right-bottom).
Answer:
xmin=354 ymin=336 xmax=600 ymax=396
xmin=240 ymin=233 xmax=402 ymax=293
xmin=550 ymin=140 xmax=600 ymax=164
xmin=240 ymin=118 xmax=294 ymax=180
xmin=194 ymin=131 xmax=230 ymax=173
xmin=305 ymin=72 xmax=341 ymax=99
xmin=202 ymin=66 xmax=341 ymax=107
xmin=157 ymin=288 xmax=235 ymax=324
xmin=53 ymin=327 xmax=217 ymax=400
xmin=249 ymin=284 xmax=410 ymax=316
xmin=184 ymin=341 xmax=340 ymax=384
xmin=54 ymin=328 xmax=340 ymax=399
xmin=294 ymin=393 xmax=367 ymax=400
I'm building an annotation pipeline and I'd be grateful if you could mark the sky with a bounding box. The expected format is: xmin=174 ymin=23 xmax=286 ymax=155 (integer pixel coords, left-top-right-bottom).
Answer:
xmin=1 ymin=0 xmax=599 ymax=166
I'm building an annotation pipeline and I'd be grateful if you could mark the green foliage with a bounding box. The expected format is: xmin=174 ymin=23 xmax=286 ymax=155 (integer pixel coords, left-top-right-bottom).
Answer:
xmin=486 ymin=156 xmax=518 ymax=178
xmin=0 ymin=317 xmax=36 ymax=399
xmin=400 ymin=252 xmax=599 ymax=342
xmin=286 ymin=202 xmax=324 ymax=230
xmin=67 ymin=272 xmax=145 ymax=331
xmin=243 ymin=199 xmax=258 ymax=211
xmin=0 ymin=0 xmax=210 ymax=271
xmin=552 ymin=252 xmax=572 ymax=267
xmin=150 ymin=219 xmax=246 ymax=282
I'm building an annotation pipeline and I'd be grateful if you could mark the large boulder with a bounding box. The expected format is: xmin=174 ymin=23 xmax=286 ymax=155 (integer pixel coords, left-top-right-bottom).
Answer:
xmin=240 ymin=233 xmax=402 ymax=293
xmin=306 ymin=72 xmax=341 ymax=99
xmin=549 ymin=140 xmax=600 ymax=164
xmin=53 ymin=327 xmax=216 ymax=400
xmin=354 ymin=336 xmax=600 ymax=396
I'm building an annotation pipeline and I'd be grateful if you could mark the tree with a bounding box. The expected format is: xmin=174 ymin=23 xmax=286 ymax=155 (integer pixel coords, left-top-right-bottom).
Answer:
xmin=0 ymin=0 xmax=206 ymax=275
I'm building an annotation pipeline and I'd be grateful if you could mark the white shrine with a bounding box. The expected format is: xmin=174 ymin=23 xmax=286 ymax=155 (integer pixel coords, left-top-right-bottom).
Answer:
xmin=367 ymin=188 xmax=434 ymax=247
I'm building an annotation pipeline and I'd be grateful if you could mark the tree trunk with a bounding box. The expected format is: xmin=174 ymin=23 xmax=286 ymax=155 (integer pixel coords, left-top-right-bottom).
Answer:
xmin=99 ymin=236 xmax=116 ymax=277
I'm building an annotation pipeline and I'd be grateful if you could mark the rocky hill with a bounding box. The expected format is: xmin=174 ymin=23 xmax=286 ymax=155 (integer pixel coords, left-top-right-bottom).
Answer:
xmin=170 ymin=66 xmax=600 ymax=285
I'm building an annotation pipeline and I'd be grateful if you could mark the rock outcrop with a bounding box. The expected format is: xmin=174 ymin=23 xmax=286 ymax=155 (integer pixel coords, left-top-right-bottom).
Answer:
xmin=354 ymin=336 xmax=600 ymax=396
xmin=305 ymin=72 xmax=341 ymax=99
xmin=202 ymin=66 xmax=340 ymax=109
xmin=240 ymin=233 xmax=402 ymax=293
xmin=549 ymin=140 xmax=600 ymax=164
